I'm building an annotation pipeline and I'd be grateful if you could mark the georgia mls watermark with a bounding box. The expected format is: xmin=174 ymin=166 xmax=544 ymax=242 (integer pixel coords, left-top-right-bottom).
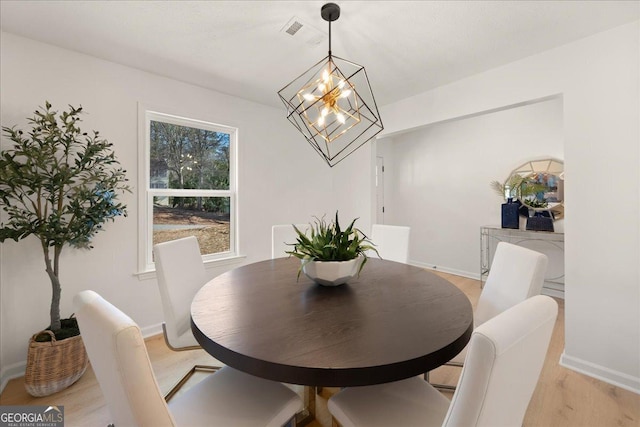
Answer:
xmin=0 ymin=406 xmax=64 ymax=427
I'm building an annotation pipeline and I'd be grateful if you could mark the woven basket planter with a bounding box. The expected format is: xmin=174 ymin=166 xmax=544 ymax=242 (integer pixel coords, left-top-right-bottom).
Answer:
xmin=24 ymin=330 xmax=89 ymax=397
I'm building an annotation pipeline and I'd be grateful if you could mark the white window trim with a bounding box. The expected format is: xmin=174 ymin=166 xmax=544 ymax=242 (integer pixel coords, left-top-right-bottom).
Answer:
xmin=136 ymin=104 xmax=239 ymax=276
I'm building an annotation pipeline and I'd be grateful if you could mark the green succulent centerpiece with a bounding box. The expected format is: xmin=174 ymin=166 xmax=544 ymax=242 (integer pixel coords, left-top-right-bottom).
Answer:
xmin=286 ymin=212 xmax=378 ymax=286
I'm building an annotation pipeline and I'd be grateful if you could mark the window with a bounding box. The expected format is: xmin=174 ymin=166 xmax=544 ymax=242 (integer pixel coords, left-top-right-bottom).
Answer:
xmin=139 ymin=109 xmax=237 ymax=273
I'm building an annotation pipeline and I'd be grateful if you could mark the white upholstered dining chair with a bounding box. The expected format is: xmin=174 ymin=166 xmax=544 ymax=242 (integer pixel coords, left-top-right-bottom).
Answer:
xmin=328 ymin=295 xmax=558 ymax=427
xmin=430 ymin=241 xmax=548 ymax=391
xmin=153 ymin=236 xmax=220 ymax=400
xmin=370 ymin=224 xmax=411 ymax=263
xmin=272 ymin=224 xmax=309 ymax=259
xmin=74 ymin=290 xmax=302 ymax=427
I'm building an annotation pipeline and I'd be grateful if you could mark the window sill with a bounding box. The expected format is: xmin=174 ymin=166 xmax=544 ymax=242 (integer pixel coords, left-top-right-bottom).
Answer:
xmin=134 ymin=254 xmax=247 ymax=281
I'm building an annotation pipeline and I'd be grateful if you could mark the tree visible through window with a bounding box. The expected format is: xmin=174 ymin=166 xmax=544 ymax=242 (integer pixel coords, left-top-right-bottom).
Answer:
xmin=142 ymin=112 xmax=236 ymax=268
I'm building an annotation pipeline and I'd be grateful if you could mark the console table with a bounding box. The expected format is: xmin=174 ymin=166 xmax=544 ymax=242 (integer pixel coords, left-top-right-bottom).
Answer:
xmin=480 ymin=226 xmax=565 ymax=298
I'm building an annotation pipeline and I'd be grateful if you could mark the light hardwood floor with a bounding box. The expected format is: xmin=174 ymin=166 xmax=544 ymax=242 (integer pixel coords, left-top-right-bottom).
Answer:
xmin=1 ymin=272 xmax=638 ymax=426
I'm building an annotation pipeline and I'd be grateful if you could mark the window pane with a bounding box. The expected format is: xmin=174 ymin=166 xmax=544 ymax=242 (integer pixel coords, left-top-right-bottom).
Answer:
xmin=153 ymin=196 xmax=230 ymax=256
xmin=150 ymin=121 xmax=230 ymax=190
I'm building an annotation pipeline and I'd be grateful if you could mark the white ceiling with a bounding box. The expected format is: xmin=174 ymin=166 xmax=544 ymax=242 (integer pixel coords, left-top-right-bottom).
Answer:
xmin=1 ymin=1 xmax=638 ymax=108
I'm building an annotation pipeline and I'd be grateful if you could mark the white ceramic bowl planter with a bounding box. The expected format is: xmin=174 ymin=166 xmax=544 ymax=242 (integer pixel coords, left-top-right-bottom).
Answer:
xmin=301 ymin=256 xmax=364 ymax=286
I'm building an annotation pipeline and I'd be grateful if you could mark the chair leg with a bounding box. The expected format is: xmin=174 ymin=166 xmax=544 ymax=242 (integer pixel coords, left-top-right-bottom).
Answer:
xmin=426 ymin=361 xmax=464 ymax=392
xmin=432 ymin=382 xmax=458 ymax=392
xmin=161 ymin=324 xmax=222 ymax=401
xmin=164 ymin=364 xmax=220 ymax=402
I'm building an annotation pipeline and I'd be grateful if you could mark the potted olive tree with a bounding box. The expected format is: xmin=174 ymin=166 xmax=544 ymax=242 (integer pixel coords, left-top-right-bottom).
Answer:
xmin=287 ymin=212 xmax=379 ymax=286
xmin=0 ymin=102 xmax=130 ymax=396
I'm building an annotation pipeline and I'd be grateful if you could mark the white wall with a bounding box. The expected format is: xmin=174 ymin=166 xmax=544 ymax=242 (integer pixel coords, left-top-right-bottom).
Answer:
xmin=0 ymin=32 xmax=335 ymax=387
xmin=378 ymin=98 xmax=564 ymax=277
xmin=373 ymin=21 xmax=639 ymax=392
xmin=330 ymin=142 xmax=376 ymax=234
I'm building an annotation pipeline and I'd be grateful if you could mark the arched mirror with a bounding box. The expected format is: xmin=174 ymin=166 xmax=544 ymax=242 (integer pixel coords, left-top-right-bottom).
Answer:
xmin=502 ymin=158 xmax=564 ymax=219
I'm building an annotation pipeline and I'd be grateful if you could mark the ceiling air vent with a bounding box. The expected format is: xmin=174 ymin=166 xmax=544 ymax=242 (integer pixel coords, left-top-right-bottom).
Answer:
xmin=280 ymin=16 xmax=326 ymax=46
xmin=285 ymin=20 xmax=303 ymax=36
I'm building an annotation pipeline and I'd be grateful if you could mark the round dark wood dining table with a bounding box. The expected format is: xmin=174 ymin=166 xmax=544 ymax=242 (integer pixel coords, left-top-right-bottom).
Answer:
xmin=191 ymin=257 xmax=473 ymax=388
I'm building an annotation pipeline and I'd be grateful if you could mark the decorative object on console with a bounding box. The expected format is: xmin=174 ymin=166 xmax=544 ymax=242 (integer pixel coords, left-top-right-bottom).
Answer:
xmin=286 ymin=211 xmax=379 ymax=286
xmin=501 ymin=198 xmax=520 ymax=229
xmin=509 ymin=158 xmax=564 ymax=219
xmin=278 ymin=3 xmax=383 ymax=167
xmin=492 ymin=158 xmax=564 ymax=224
xmin=0 ymin=102 xmax=130 ymax=396
xmin=526 ymin=212 xmax=555 ymax=232
xmin=491 ymin=174 xmax=544 ymax=203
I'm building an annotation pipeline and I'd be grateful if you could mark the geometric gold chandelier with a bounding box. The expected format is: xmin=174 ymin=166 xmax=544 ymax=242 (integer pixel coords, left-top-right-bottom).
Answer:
xmin=278 ymin=2 xmax=383 ymax=167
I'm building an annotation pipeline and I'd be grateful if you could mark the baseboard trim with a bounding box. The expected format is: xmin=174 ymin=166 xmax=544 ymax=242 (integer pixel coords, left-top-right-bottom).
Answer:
xmin=408 ymin=261 xmax=480 ymax=281
xmin=560 ymin=351 xmax=640 ymax=395
xmin=0 ymin=323 xmax=165 ymax=395
xmin=140 ymin=322 xmax=163 ymax=339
